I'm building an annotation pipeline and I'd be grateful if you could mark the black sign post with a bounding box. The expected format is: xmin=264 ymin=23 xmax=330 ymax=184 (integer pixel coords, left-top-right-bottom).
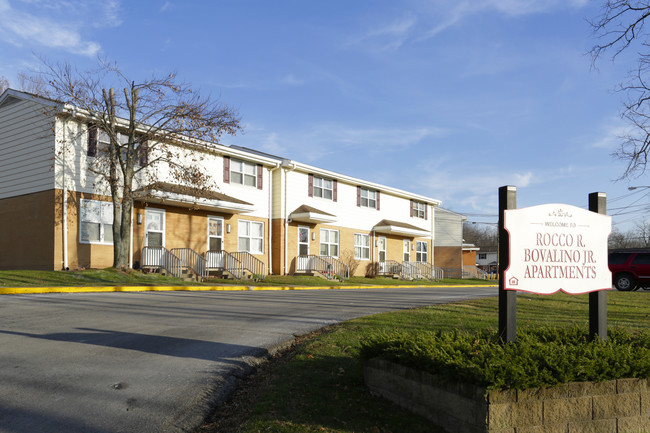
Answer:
xmin=588 ymin=192 xmax=607 ymax=341
xmin=498 ymin=185 xmax=517 ymax=343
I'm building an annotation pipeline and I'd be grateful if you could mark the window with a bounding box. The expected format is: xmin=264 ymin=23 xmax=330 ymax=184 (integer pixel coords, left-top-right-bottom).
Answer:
xmin=80 ymin=199 xmax=113 ymax=244
xmin=226 ymin=158 xmax=262 ymax=189
xmin=416 ymin=241 xmax=428 ymax=262
xmin=411 ymin=201 xmax=426 ymax=219
xmin=478 ymin=253 xmax=487 ymax=260
xmin=358 ymin=187 xmax=378 ymax=209
xmin=238 ymin=220 xmax=264 ymax=254
xmin=87 ymin=125 xmax=147 ymax=166
xmin=354 ymin=233 xmax=370 ymax=260
xmin=320 ymin=229 xmax=339 ymax=257
xmin=310 ymin=175 xmax=335 ymax=200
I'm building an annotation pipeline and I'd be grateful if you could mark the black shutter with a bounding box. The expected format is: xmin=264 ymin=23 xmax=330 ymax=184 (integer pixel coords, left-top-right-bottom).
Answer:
xmin=223 ymin=157 xmax=230 ymax=183
xmin=87 ymin=125 xmax=97 ymax=157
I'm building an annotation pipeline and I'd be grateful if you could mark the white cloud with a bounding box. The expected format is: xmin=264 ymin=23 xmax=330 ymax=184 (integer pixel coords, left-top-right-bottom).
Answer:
xmin=0 ymin=0 xmax=121 ymax=56
xmin=351 ymin=15 xmax=417 ymax=51
xmin=160 ymin=1 xmax=172 ymax=13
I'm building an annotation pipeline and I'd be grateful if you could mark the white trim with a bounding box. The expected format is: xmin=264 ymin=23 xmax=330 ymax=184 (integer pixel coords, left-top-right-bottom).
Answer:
xmin=144 ymin=208 xmax=166 ymax=248
xmin=354 ymin=233 xmax=371 ymax=261
xmin=207 ymin=215 xmax=225 ymax=251
xmin=238 ymin=219 xmax=264 ymax=255
xmin=79 ymin=198 xmax=114 ymax=245
xmin=319 ymin=228 xmax=339 ymax=258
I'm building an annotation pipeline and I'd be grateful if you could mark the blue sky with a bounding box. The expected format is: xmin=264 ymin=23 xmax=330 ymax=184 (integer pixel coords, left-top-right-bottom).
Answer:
xmin=1 ymin=0 xmax=649 ymax=231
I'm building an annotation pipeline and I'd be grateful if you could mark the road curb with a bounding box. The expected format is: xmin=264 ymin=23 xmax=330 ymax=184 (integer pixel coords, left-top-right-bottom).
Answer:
xmin=0 ymin=284 xmax=493 ymax=295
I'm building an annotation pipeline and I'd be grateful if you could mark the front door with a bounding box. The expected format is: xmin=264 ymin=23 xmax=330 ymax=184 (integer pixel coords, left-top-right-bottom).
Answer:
xmin=297 ymin=226 xmax=310 ymax=271
xmin=143 ymin=208 xmax=165 ymax=267
xmin=208 ymin=217 xmax=224 ymax=251
xmin=377 ymin=236 xmax=387 ymax=273
xmin=403 ymin=239 xmax=410 ymax=262
xmin=145 ymin=208 xmax=165 ymax=247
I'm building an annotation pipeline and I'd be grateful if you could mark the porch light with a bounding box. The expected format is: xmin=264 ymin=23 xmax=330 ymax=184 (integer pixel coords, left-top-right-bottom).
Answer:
xmin=312 ymin=232 xmax=316 ymax=241
xmin=226 ymin=224 xmax=231 ymax=233
xmin=137 ymin=213 xmax=142 ymax=224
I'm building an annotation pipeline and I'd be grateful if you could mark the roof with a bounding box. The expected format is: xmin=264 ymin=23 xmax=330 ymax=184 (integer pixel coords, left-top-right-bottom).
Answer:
xmin=373 ymin=219 xmax=431 ymax=237
xmin=136 ymin=182 xmax=252 ymax=205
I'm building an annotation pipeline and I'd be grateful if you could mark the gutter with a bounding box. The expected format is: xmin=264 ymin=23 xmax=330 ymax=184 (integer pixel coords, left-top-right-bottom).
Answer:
xmin=268 ymin=162 xmax=281 ymax=275
xmin=282 ymin=160 xmax=296 ymax=275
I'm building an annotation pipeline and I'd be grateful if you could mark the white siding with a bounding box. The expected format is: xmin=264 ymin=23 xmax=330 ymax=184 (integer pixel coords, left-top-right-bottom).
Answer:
xmin=0 ymin=98 xmax=55 ymax=199
xmin=284 ymin=169 xmax=431 ymax=232
xmin=435 ymin=207 xmax=463 ymax=246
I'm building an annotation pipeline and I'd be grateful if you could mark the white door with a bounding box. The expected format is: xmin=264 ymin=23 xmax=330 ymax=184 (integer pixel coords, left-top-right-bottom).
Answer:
xmin=297 ymin=226 xmax=310 ymax=271
xmin=403 ymin=239 xmax=410 ymax=262
xmin=206 ymin=216 xmax=224 ymax=268
xmin=377 ymin=237 xmax=387 ymax=272
xmin=145 ymin=209 xmax=165 ymax=247
xmin=143 ymin=208 xmax=165 ymax=267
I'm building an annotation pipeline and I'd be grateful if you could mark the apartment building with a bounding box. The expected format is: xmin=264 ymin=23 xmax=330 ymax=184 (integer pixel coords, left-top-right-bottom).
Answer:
xmin=0 ymin=89 xmax=447 ymax=279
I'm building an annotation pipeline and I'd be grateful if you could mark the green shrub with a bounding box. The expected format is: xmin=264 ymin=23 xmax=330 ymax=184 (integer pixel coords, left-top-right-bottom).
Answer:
xmin=359 ymin=327 xmax=650 ymax=390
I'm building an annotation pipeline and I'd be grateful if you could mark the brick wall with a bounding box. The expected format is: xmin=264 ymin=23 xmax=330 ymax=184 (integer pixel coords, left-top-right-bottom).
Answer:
xmin=364 ymin=358 xmax=650 ymax=433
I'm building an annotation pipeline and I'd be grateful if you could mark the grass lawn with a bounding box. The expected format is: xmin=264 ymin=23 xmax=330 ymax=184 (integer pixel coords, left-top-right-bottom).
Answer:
xmin=0 ymin=268 xmax=496 ymax=288
xmin=196 ymin=291 xmax=650 ymax=433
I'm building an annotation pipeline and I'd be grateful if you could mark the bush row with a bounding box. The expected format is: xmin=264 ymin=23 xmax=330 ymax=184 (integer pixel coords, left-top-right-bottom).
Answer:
xmin=359 ymin=327 xmax=650 ymax=390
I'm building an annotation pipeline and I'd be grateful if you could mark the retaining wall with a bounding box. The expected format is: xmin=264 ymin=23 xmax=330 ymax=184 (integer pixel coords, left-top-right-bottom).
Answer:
xmin=363 ymin=358 xmax=650 ymax=432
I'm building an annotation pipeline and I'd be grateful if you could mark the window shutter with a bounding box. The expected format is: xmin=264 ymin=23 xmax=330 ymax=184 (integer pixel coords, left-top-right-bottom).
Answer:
xmin=410 ymin=199 xmax=414 ymax=217
xmin=87 ymin=125 xmax=97 ymax=157
xmin=333 ymin=180 xmax=337 ymax=202
xmin=139 ymin=140 xmax=149 ymax=166
xmin=308 ymin=174 xmax=314 ymax=197
xmin=257 ymin=164 xmax=263 ymax=190
xmin=356 ymin=186 xmax=361 ymax=207
xmin=376 ymin=191 xmax=381 ymax=210
xmin=425 ymin=203 xmax=428 ymax=220
xmin=223 ymin=156 xmax=230 ymax=183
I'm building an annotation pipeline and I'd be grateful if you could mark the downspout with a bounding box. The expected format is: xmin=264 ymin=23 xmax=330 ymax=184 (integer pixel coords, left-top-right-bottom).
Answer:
xmin=268 ymin=162 xmax=281 ymax=275
xmin=430 ymin=204 xmax=436 ymax=266
xmin=282 ymin=161 xmax=296 ymax=275
xmin=129 ymin=207 xmax=134 ymax=268
xmin=61 ymin=115 xmax=69 ymax=270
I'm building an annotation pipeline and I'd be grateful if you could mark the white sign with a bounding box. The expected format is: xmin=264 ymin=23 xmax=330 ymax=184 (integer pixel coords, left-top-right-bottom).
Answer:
xmin=504 ymin=203 xmax=611 ymax=295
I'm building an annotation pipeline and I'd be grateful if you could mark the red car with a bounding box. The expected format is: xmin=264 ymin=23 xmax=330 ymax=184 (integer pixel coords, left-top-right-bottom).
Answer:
xmin=608 ymin=249 xmax=650 ymax=291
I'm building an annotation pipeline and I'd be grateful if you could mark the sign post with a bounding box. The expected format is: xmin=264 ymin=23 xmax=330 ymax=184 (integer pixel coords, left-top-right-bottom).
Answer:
xmin=589 ymin=192 xmax=607 ymax=341
xmin=498 ymin=185 xmax=517 ymax=343
xmin=498 ymin=186 xmax=612 ymax=343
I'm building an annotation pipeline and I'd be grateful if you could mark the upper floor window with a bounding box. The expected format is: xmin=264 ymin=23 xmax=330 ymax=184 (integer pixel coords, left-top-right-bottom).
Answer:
xmin=80 ymin=199 xmax=113 ymax=244
xmin=309 ymin=175 xmax=336 ymax=201
xmin=411 ymin=200 xmax=427 ymax=219
xmin=357 ymin=187 xmax=380 ymax=209
xmin=224 ymin=157 xmax=263 ymax=189
xmin=478 ymin=253 xmax=487 ymax=260
xmin=87 ymin=125 xmax=148 ymax=166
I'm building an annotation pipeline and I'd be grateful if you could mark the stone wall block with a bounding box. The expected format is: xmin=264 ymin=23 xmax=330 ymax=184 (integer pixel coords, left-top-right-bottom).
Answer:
xmin=617 ymin=415 xmax=650 ymax=433
xmin=544 ymin=396 xmax=592 ymax=423
xmin=617 ymin=378 xmax=647 ymax=394
xmin=593 ymin=393 xmax=641 ymax=419
xmin=641 ymin=391 xmax=650 ymax=415
xmin=512 ymin=399 xmax=543 ymax=426
xmin=488 ymin=402 xmax=514 ymax=429
xmin=568 ymin=419 xmax=616 ymax=433
xmin=489 ymin=388 xmax=517 ymax=404
xmin=516 ymin=423 xmax=569 ymax=433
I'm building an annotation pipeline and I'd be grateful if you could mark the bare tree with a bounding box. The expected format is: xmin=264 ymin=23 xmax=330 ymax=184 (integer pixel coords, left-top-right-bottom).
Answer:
xmin=34 ymin=58 xmax=242 ymax=268
xmin=0 ymin=76 xmax=9 ymax=94
xmin=463 ymin=222 xmax=498 ymax=250
xmin=591 ymin=1 xmax=650 ymax=178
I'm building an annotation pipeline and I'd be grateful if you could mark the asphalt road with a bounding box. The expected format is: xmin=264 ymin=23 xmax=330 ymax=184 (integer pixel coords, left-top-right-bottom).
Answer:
xmin=0 ymin=286 xmax=497 ymax=433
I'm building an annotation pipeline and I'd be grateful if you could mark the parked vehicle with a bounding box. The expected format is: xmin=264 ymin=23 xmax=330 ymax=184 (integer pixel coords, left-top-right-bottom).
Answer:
xmin=608 ymin=249 xmax=650 ymax=291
